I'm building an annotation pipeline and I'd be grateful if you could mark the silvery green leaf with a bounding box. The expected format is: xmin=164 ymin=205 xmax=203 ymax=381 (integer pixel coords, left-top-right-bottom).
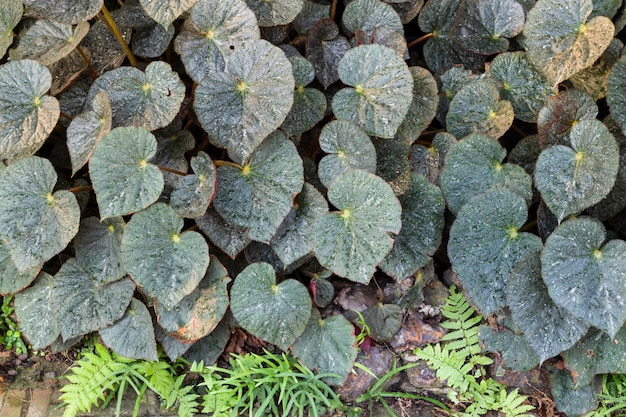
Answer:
xmin=11 ymin=20 xmax=89 ymax=66
xmin=132 ymin=21 xmax=174 ymax=59
xmin=153 ymin=130 xmax=195 ymax=189
xmin=99 ymin=298 xmax=157 ymax=360
xmin=196 ymin=208 xmax=251 ymax=258
xmin=372 ymin=135 xmax=412 ymax=195
xmin=294 ymin=0 xmax=329 ymax=34
xmin=170 ymin=152 xmax=216 ymax=218
xmin=396 ymin=66 xmax=438 ymax=142
xmin=0 ymin=0 xmax=22 ymax=57
xmin=139 ymin=0 xmax=197 ymax=27
xmin=537 ymin=89 xmax=598 ymax=148
xmin=390 ymin=0 xmax=424 ymax=24
xmin=342 ymin=0 xmax=403 ymax=37
xmin=14 ymin=272 xmax=60 ymax=350
xmin=22 ymin=0 xmax=102 ymax=24
xmin=244 ymin=0 xmax=303 ymax=26
xmin=280 ymin=86 xmax=326 ymax=137
xmin=73 ymin=217 xmax=125 ymax=284
xmin=0 ymin=242 xmax=39 ymax=294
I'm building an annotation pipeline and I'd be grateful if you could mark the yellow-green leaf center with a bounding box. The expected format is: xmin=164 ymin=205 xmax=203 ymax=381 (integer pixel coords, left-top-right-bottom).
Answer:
xmin=33 ymin=96 xmax=41 ymax=107
xmin=46 ymin=192 xmax=54 ymax=205
xmin=340 ymin=208 xmax=352 ymax=221
xmin=241 ymin=164 xmax=252 ymax=176
xmin=508 ymin=227 xmax=518 ymax=239
xmin=172 ymin=234 xmax=180 ymax=243
xmin=139 ymin=159 xmax=148 ymax=169
xmin=593 ymin=249 xmax=602 ymax=259
xmin=355 ymin=84 xmax=365 ymax=95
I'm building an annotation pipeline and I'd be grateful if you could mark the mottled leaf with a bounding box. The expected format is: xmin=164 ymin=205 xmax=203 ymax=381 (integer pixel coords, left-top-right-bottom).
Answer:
xmin=11 ymin=20 xmax=89 ymax=66
xmin=99 ymin=298 xmax=157 ymax=360
xmin=479 ymin=325 xmax=541 ymax=372
xmin=0 ymin=243 xmax=39 ymax=295
xmin=362 ymin=303 xmax=403 ymax=342
xmin=396 ymin=67 xmax=438 ymax=142
xmin=547 ymin=367 xmax=601 ymax=417
xmin=305 ymin=19 xmax=350 ymax=88
xmin=14 ymin=272 xmax=60 ymax=350
xmin=73 ymin=217 xmax=125 ymax=284
xmin=170 ymin=152 xmax=216 ymax=218
xmin=22 ymin=0 xmax=102 ymax=24
xmin=154 ymin=130 xmax=195 ymax=189
xmin=342 ymin=0 xmax=403 ymax=37
xmin=280 ymin=85 xmax=326 ymax=137
xmin=183 ymin=323 xmax=230 ymax=365
xmin=606 ymin=54 xmax=626 ymax=137
xmin=139 ymin=0 xmax=197 ymax=27
xmin=245 ymin=0 xmax=303 ymax=26
xmin=195 ymin=208 xmax=251 ymax=258
xmin=537 ymin=89 xmax=598 ymax=148
xmin=0 ymin=0 xmax=22 ymax=57
xmin=294 ymin=0 xmax=329 ymax=34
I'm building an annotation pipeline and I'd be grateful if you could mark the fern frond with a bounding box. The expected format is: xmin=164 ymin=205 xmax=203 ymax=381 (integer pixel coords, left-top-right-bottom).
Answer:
xmin=497 ymin=388 xmax=535 ymax=417
xmin=415 ymin=343 xmax=475 ymax=394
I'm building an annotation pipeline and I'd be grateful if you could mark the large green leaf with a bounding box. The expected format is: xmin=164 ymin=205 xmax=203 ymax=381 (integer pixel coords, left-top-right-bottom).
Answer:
xmin=396 ymin=66 xmax=439 ymax=142
xmin=173 ymin=0 xmax=259 ymax=82
xmin=139 ymin=0 xmax=197 ymax=27
xmin=547 ymin=366 xmax=601 ymax=417
xmin=0 ymin=60 xmax=59 ymax=162
xmin=182 ymin=323 xmax=230 ymax=365
xmin=11 ymin=20 xmax=89 ymax=66
xmin=270 ymin=183 xmax=328 ymax=267
xmin=449 ymin=0 xmax=524 ymax=55
xmin=478 ymin=325 xmax=540 ymax=373
xmin=0 ymin=0 xmax=22 ymax=57
xmin=245 ymin=0 xmax=303 ymax=26
xmin=170 ymin=152 xmax=216 ymax=218
xmin=411 ymin=132 xmax=456 ymax=185
xmin=86 ymin=61 xmax=185 ymax=131
xmin=537 ymin=89 xmax=598 ymax=148
xmin=607 ymin=54 xmax=626 ymax=136
xmin=0 ymin=157 xmax=79 ymax=272
xmin=294 ymin=0 xmax=330 ymax=34
xmin=372 ymin=135 xmax=412 ymax=196
xmin=312 ymin=170 xmax=401 ymax=284
xmin=122 ymin=203 xmax=210 ymax=310
xmin=542 ymin=217 xmax=626 ymax=337
xmin=99 ymin=298 xmax=158 ymax=361
xmin=73 ymin=217 xmax=125 ymax=285
xmin=534 ymin=120 xmax=619 ymax=222
xmin=587 ymin=143 xmax=626 ymax=220
xmin=292 ymin=308 xmax=357 ymax=385
xmin=441 ymin=133 xmax=532 ymax=215
xmin=156 ymin=255 xmax=230 ymax=342
xmin=523 ymin=0 xmax=614 ymax=85
xmin=22 ymin=0 xmax=102 ymax=24
xmin=305 ymin=19 xmax=350 ymax=89
xmin=90 ymin=127 xmax=164 ymax=219
xmin=212 ymin=132 xmax=304 ymax=242
xmin=332 ymin=44 xmax=413 ymax=138
xmin=507 ymin=251 xmax=590 ymax=363
xmin=362 ymin=303 xmax=403 ymax=342
xmin=194 ymin=39 xmax=295 ymax=163
xmin=0 ymin=242 xmax=39 ymax=294
xmin=342 ymin=0 xmax=403 ymax=37
xmin=487 ymin=52 xmax=557 ymax=123
xmin=317 ymin=120 xmax=376 ymax=189
xmin=67 ymin=90 xmax=112 ymax=175
xmin=14 ymin=272 xmax=60 ymax=350
xmin=381 ymin=174 xmax=444 ymax=280
xmin=446 ymin=79 xmax=514 ymax=140
xmin=448 ymin=189 xmax=543 ymax=315
xmin=230 ymin=262 xmax=311 ymax=349
xmin=195 ymin=208 xmax=251 ymax=258
xmin=52 ymin=259 xmax=134 ymax=340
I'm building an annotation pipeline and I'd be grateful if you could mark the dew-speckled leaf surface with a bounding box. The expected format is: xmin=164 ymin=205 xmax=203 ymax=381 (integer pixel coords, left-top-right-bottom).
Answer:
xmin=318 ymin=120 xmax=376 ymax=189
xmin=155 ymin=323 xmax=193 ymax=361
xmin=73 ymin=217 xmax=125 ymax=285
xmin=396 ymin=67 xmax=438 ymax=142
xmin=289 ymin=55 xmax=315 ymax=87
xmin=195 ymin=208 xmax=251 ymax=258
xmin=131 ymin=21 xmax=174 ymax=59
xmin=0 ymin=60 xmax=59 ymax=161
xmin=14 ymin=272 xmax=60 ymax=350
xmin=436 ymin=65 xmax=478 ymax=125
xmin=607 ymin=55 xmax=626 ymax=136
xmin=173 ymin=0 xmax=259 ymax=82
xmin=280 ymin=86 xmax=326 ymax=137
xmin=0 ymin=242 xmax=39 ymax=295
xmin=194 ymin=40 xmax=295 ymax=163
xmin=410 ymin=132 xmax=456 ymax=185
xmin=542 ymin=217 xmax=626 ymax=337
xmin=86 ymin=61 xmax=185 ymax=131
xmin=537 ymin=89 xmax=598 ymax=148
xmin=446 ymin=79 xmax=514 ymax=140
xmin=99 ymin=298 xmax=158 ymax=360
xmin=535 ymin=120 xmax=619 ymax=222
xmin=139 ymin=0 xmax=196 ymax=27
xmin=362 ymin=303 xmax=403 ymax=342
xmin=156 ymin=255 xmax=229 ymax=343
xmin=449 ymin=0 xmax=524 ymax=55
xmin=22 ymin=0 xmax=102 ymax=24
xmin=342 ymin=0 xmax=403 ymax=36
xmin=507 ymin=251 xmax=590 ymax=363
xmin=294 ymin=0 xmax=329 ymax=34
xmin=230 ymin=262 xmax=311 ymax=349
xmin=332 ymin=45 xmax=413 ymax=138
xmin=270 ymin=183 xmax=328 ymax=267
xmin=245 ymin=0 xmax=303 ymax=26
xmin=381 ymin=174 xmax=444 ymax=280
xmin=441 ymin=133 xmax=532 ymax=215
xmin=170 ymin=152 xmax=216 ymax=218
xmin=212 ymin=132 xmax=304 ymax=242
xmin=547 ymin=366 xmax=602 ymax=416
xmin=52 ymin=259 xmax=134 ymax=340
xmin=587 ymin=144 xmax=626 ymax=220
xmin=508 ymin=135 xmax=541 ymax=175
xmin=90 ymin=127 xmax=164 ymax=219
xmin=305 ymin=19 xmax=350 ymax=89
xmin=154 ymin=130 xmax=195 ymax=189
xmin=523 ymin=0 xmax=614 ymax=86
xmin=11 ymin=20 xmax=89 ymax=66
xmin=0 ymin=157 xmax=79 ymax=272
xmin=122 ymin=203 xmax=209 ymax=310
xmin=67 ymin=91 xmax=112 ymax=175
xmin=312 ymin=277 xmax=334 ymax=308
xmin=478 ymin=325 xmax=540 ymax=372
xmin=488 ymin=52 xmax=557 ymax=123
xmin=312 ymin=170 xmax=401 ymax=284
xmin=0 ymin=0 xmax=22 ymax=57
xmin=448 ymin=189 xmax=543 ymax=315
xmin=182 ymin=323 xmax=230 ymax=365
xmin=292 ymin=308 xmax=357 ymax=385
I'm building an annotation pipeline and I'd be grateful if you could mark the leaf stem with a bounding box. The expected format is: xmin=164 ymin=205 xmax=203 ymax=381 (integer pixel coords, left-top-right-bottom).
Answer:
xmin=407 ymin=32 xmax=434 ymax=49
xmin=76 ymin=46 xmax=98 ymax=80
xmin=59 ymin=112 xmax=74 ymax=122
xmin=158 ymin=165 xmax=188 ymax=176
xmin=330 ymin=0 xmax=338 ymax=21
xmin=98 ymin=5 xmax=137 ymax=67
xmin=213 ymin=160 xmax=243 ymax=169
xmin=68 ymin=185 xmax=93 ymax=193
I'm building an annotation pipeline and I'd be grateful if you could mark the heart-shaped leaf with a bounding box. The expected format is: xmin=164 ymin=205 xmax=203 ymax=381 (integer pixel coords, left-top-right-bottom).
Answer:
xmin=313 ymin=169 xmax=401 ymax=284
xmin=479 ymin=324 xmax=540 ymax=372
xmin=381 ymin=174 xmax=445 ymax=280
xmin=507 ymin=251 xmax=590 ymax=363
xmin=448 ymin=189 xmax=543 ymax=315
xmin=14 ymin=272 xmax=60 ymax=350
xmin=11 ymin=20 xmax=89 ymax=66
xmin=587 ymin=144 xmax=626 ymax=220
xmin=173 ymin=0 xmax=260 ymax=82
xmin=305 ymin=19 xmax=350 ymax=89
xmin=170 ymin=152 xmax=216 ymax=218
xmin=90 ymin=126 xmax=164 ymax=219
xmin=537 ymin=89 xmax=598 ymax=148
xmin=441 ymin=133 xmax=532 ymax=215
xmin=212 ymin=132 xmax=304 ymax=242
xmin=194 ymin=39 xmax=295 ymax=163
xmin=0 ymin=60 xmax=59 ymax=162
xmin=342 ymin=0 xmax=403 ymax=37
xmin=0 ymin=0 xmax=22 ymax=57
xmin=22 ymin=0 xmax=102 ymax=24
xmin=73 ymin=217 xmax=125 ymax=284
xmin=139 ymin=0 xmax=197 ymax=27
xmin=156 ymin=255 xmax=230 ymax=342
xmin=67 ymin=90 xmax=112 ymax=175
xmin=245 ymin=0 xmax=303 ymax=26
xmin=52 ymin=259 xmax=135 ymax=340
xmin=523 ymin=0 xmax=614 ymax=86
xmin=396 ymin=66 xmax=439 ymax=142
xmin=122 ymin=203 xmax=210 ymax=309
xmin=411 ymin=132 xmax=457 ymax=185
xmin=292 ymin=308 xmax=357 ymax=385
xmin=542 ymin=217 xmax=626 ymax=337
xmin=0 ymin=156 xmax=80 ymax=272
xmin=87 ymin=61 xmax=185 ymax=131
xmin=230 ymin=262 xmax=311 ymax=349
xmin=332 ymin=44 xmax=413 ymax=138
xmin=0 ymin=242 xmax=39 ymax=294
xmin=99 ymin=298 xmax=158 ymax=360
xmin=195 ymin=208 xmax=251 ymax=258
xmin=535 ymin=120 xmax=619 ymax=222
xmin=318 ymin=120 xmax=376 ymax=189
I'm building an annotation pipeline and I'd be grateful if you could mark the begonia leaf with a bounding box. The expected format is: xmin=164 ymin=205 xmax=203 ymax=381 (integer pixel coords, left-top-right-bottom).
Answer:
xmin=11 ymin=20 xmax=89 ymax=66
xmin=170 ymin=152 xmax=216 ymax=218
xmin=73 ymin=217 xmax=125 ymax=284
xmin=139 ymin=0 xmax=197 ymax=27
xmin=537 ymin=89 xmax=598 ymax=148
xmin=342 ymin=0 xmax=403 ymax=37
xmin=244 ymin=0 xmax=303 ymax=26
xmin=0 ymin=0 xmax=22 ymax=57
xmin=195 ymin=208 xmax=251 ymax=259
xmin=305 ymin=19 xmax=351 ymax=89
xmin=14 ymin=272 xmax=60 ymax=350
xmin=22 ymin=0 xmax=102 ymax=24
xmin=396 ymin=67 xmax=438 ymax=142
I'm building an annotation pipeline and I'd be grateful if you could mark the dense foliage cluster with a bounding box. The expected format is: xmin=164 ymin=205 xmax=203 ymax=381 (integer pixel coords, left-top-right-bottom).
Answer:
xmin=2 ymin=0 xmax=626 ymax=414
